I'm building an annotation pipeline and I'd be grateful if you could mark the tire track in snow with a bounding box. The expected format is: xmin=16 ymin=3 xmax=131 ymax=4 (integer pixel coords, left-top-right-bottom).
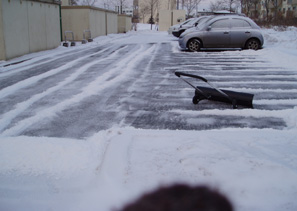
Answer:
xmin=1 ymin=44 xmax=157 ymax=137
xmin=0 ymin=46 xmax=128 ymax=133
xmin=0 ymin=46 xmax=117 ymax=100
xmin=124 ymin=45 xmax=297 ymax=130
xmin=0 ymin=45 xmax=103 ymax=76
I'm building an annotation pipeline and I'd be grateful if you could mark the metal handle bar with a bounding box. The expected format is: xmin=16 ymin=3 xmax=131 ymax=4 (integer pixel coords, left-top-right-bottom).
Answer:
xmin=175 ymin=71 xmax=208 ymax=83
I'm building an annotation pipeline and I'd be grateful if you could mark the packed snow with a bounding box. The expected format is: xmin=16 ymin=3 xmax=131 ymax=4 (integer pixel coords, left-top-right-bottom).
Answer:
xmin=0 ymin=24 xmax=297 ymax=211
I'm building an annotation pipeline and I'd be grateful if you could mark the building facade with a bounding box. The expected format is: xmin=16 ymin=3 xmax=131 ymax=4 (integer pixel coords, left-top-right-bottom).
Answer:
xmin=242 ymin=0 xmax=297 ymax=20
xmin=134 ymin=0 xmax=177 ymax=23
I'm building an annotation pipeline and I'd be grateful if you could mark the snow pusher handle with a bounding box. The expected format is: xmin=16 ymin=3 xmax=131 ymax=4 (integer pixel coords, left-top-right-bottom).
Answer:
xmin=175 ymin=71 xmax=208 ymax=83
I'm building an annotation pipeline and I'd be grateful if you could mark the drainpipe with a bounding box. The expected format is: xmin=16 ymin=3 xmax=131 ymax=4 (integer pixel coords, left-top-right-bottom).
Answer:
xmin=59 ymin=4 xmax=63 ymax=41
xmin=105 ymin=12 xmax=108 ymax=35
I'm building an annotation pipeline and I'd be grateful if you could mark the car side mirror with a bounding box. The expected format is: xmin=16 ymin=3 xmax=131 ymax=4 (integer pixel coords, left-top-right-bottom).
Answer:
xmin=207 ymin=26 xmax=211 ymax=31
xmin=195 ymin=22 xmax=198 ymax=27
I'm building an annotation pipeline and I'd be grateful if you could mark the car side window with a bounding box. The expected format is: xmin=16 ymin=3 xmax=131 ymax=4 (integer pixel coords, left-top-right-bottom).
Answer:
xmin=210 ymin=19 xmax=230 ymax=29
xmin=231 ymin=19 xmax=251 ymax=28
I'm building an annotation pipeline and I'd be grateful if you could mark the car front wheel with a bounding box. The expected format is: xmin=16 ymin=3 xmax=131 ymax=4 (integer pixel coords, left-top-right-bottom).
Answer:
xmin=245 ymin=39 xmax=260 ymax=50
xmin=187 ymin=39 xmax=201 ymax=52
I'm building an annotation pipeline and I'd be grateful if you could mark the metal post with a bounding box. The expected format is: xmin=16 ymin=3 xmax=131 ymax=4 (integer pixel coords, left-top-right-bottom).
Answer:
xmin=59 ymin=4 xmax=63 ymax=42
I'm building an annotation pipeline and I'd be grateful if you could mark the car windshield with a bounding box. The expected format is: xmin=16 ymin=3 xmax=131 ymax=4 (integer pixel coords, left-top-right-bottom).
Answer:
xmin=196 ymin=16 xmax=214 ymax=29
xmin=187 ymin=18 xmax=199 ymax=25
xmin=181 ymin=19 xmax=193 ymax=26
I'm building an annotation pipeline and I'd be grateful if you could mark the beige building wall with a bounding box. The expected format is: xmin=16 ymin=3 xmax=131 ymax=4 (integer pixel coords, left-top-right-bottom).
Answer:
xmin=89 ymin=8 xmax=106 ymax=37
xmin=159 ymin=10 xmax=171 ymax=31
xmin=138 ymin=0 xmax=177 ymax=23
xmin=62 ymin=7 xmax=91 ymax=40
xmin=62 ymin=6 xmax=118 ymax=40
xmin=159 ymin=9 xmax=185 ymax=31
xmin=61 ymin=0 xmax=70 ymax=6
xmin=0 ymin=0 xmax=60 ymax=61
xmin=1 ymin=0 xmax=30 ymax=60
xmin=106 ymin=12 xmax=118 ymax=34
xmin=118 ymin=15 xmax=132 ymax=33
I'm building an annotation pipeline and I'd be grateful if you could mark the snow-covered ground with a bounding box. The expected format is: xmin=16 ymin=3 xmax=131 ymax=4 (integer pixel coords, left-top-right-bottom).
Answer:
xmin=0 ymin=24 xmax=297 ymax=211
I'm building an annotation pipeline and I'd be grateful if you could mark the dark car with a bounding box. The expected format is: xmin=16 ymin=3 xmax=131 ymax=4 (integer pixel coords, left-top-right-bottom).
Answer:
xmin=179 ymin=15 xmax=264 ymax=51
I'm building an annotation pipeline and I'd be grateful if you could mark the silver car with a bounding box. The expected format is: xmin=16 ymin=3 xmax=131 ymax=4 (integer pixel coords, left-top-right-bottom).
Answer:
xmin=168 ymin=18 xmax=194 ymax=35
xmin=172 ymin=16 xmax=209 ymax=37
xmin=179 ymin=15 xmax=264 ymax=51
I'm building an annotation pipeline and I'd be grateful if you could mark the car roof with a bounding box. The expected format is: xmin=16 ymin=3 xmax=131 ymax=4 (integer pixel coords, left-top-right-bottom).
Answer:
xmin=213 ymin=11 xmax=246 ymax=16
xmin=199 ymin=15 xmax=259 ymax=28
xmin=204 ymin=15 xmax=252 ymax=23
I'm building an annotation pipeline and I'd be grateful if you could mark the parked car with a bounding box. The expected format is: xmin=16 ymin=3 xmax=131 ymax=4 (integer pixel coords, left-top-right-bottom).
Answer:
xmin=168 ymin=18 xmax=194 ymax=35
xmin=179 ymin=15 xmax=264 ymax=52
xmin=172 ymin=16 xmax=209 ymax=37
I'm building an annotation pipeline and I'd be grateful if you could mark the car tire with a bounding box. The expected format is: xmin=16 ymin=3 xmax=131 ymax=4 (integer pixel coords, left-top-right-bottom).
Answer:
xmin=187 ymin=39 xmax=201 ymax=52
xmin=245 ymin=38 xmax=260 ymax=50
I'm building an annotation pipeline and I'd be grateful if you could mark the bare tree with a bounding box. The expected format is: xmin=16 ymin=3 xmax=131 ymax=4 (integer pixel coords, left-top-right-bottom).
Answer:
xmin=183 ymin=0 xmax=203 ymax=17
xmin=69 ymin=0 xmax=78 ymax=5
xmin=224 ymin=0 xmax=241 ymax=12
xmin=184 ymin=0 xmax=196 ymax=17
xmin=262 ymin=0 xmax=271 ymax=21
xmin=139 ymin=0 xmax=160 ymax=28
xmin=139 ymin=5 xmax=151 ymax=23
xmin=241 ymin=0 xmax=252 ymax=16
xmin=251 ymin=0 xmax=259 ymax=19
xmin=271 ymin=0 xmax=282 ymax=19
xmin=101 ymin=0 xmax=132 ymax=13
xmin=101 ymin=0 xmax=112 ymax=9
xmin=209 ymin=0 xmax=240 ymax=12
xmin=209 ymin=0 xmax=227 ymax=11
xmin=113 ymin=0 xmax=129 ymax=14
xmin=180 ymin=0 xmax=185 ymax=9
xmin=81 ymin=0 xmax=97 ymax=6
xmin=194 ymin=0 xmax=203 ymax=16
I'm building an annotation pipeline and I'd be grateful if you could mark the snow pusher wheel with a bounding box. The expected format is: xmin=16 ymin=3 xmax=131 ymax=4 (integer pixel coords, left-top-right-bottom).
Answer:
xmin=192 ymin=96 xmax=199 ymax=105
xmin=232 ymin=99 xmax=238 ymax=109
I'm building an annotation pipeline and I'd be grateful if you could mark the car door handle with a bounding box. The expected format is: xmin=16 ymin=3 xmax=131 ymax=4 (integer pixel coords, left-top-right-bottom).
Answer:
xmin=224 ymin=32 xmax=229 ymax=34
xmin=245 ymin=31 xmax=251 ymax=33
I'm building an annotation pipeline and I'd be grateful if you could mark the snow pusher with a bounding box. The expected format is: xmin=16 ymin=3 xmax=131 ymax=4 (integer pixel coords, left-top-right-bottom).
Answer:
xmin=175 ymin=71 xmax=254 ymax=109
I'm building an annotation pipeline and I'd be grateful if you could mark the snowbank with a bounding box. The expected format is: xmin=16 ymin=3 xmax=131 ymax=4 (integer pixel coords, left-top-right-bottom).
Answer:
xmin=1 ymin=128 xmax=297 ymax=211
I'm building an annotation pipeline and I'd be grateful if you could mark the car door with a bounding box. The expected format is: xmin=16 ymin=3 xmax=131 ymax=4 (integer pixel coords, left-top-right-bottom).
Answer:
xmin=229 ymin=18 xmax=252 ymax=48
xmin=203 ymin=18 xmax=230 ymax=48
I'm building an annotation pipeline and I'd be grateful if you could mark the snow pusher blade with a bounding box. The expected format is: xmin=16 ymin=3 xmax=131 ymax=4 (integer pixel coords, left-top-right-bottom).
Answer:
xmin=175 ymin=71 xmax=254 ymax=109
